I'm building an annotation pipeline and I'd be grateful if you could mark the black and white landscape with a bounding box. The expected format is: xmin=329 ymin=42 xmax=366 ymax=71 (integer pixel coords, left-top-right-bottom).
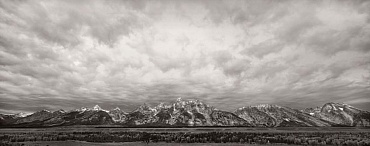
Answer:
xmin=1 ymin=0 xmax=370 ymax=145
xmin=1 ymin=98 xmax=370 ymax=128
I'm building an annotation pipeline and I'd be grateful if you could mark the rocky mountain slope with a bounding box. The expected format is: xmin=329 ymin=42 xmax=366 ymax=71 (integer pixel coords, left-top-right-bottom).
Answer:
xmin=234 ymin=104 xmax=331 ymax=127
xmin=302 ymin=102 xmax=370 ymax=127
xmin=1 ymin=99 xmax=369 ymax=127
xmin=108 ymin=107 xmax=128 ymax=123
xmin=124 ymin=98 xmax=249 ymax=126
xmin=1 ymin=106 xmax=113 ymax=127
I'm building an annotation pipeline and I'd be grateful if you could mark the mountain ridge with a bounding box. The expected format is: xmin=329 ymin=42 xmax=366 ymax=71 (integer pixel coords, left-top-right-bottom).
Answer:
xmin=1 ymin=98 xmax=369 ymax=127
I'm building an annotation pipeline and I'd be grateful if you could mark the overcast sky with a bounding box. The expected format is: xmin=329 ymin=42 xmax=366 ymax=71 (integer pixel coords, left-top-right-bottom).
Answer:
xmin=1 ymin=0 xmax=370 ymax=114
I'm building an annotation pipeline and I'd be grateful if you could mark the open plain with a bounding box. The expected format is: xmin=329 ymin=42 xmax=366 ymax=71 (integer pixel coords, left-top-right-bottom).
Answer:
xmin=1 ymin=127 xmax=370 ymax=146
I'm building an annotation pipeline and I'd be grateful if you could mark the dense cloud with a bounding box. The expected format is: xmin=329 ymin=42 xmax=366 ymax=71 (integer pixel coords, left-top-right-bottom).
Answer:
xmin=1 ymin=0 xmax=370 ymax=114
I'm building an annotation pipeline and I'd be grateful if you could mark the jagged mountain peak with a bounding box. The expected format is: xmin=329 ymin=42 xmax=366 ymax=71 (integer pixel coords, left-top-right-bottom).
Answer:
xmin=75 ymin=105 xmax=108 ymax=112
xmin=322 ymin=102 xmax=344 ymax=107
xmin=173 ymin=97 xmax=203 ymax=105
xmin=158 ymin=102 xmax=165 ymax=106
xmin=320 ymin=102 xmax=362 ymax=113
xmin=40 ymin=109 xmax=51 ymax=113
xmin=174 ymin=97 xmax=185 ymax=106
xmin=322 ymin=102 xmax=357 ymax=108
xmin=301 ymin=102 xmax=370 ymax=127
xmin=135 ymin=103 xmax=153 ymax=112
xmin=93 ymin=105 xmax=102 ymax=111
xmin=1 ymin=101 xmax=369 ymax=128
xmin=108 ymin=107 xmax=127 ymax=122
xmin=235 ymin=103 xmax=333 ymax=127
xmin=189 ymin=99 xmax=205 ymax=105
xmin=254 ymin=104 xmax=280 ymax=108
xmin=155 ymin=102 xmax=168 ymax=110
xmin=173 ymin=98 xmax=207 ymax=106
xmin=54 ymin=109 xmax=65 ymax=113
xmin=13 ymin=112 xmax=32 ymax=118
xmin=236 ymin=104 xmax=282 ymax=111
xmin=79 ymin=107 xmax=87 ymax=112
xmin=109 ymin=107 xmax=127 ymax=114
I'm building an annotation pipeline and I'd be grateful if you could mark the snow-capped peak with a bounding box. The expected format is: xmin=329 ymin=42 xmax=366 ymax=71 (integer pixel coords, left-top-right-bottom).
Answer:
xmin=40 ymin=109 xmax=51 ymax=113
xmin=76 ymin=105 xmax=109 ymax=112
xmin=136 ymin=103 xmax=153 ymax=112
xmin=55 ymin=109 xmax=65 ymax=113
xmin=93 ymin=105 xmax=102 ymax=111
xmin=113 ymin=107 xmax=120 ymax=111
xmin=156 ymin=102 xmax=165 ymax=109
xmin=80 ymin=107 xmax=87 ymax=112
xmin=14 ymin=112 xmax=32 ymax=118
xmin=254 ymin=104 xmax=272 ymax=108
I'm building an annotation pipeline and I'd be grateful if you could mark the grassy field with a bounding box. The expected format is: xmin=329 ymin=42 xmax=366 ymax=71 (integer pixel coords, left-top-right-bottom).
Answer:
xmin=15 ymin=141 xmax=293 ymax=146
xmin=1 ymin=127 xmax=369 ymax=146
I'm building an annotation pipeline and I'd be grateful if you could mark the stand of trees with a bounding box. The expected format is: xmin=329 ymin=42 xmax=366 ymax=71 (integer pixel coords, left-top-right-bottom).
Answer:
xmin=1 ymin=131 xmax=370 ymax=146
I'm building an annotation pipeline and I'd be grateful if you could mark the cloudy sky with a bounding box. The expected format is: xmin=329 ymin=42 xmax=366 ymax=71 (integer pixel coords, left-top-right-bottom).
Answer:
xmin=1 ymin=0 xmax=370 ymax=114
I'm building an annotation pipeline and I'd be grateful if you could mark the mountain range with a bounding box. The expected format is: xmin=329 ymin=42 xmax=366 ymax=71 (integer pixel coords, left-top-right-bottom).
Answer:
xmin=1 ymin=98 xmax=369 ymax=127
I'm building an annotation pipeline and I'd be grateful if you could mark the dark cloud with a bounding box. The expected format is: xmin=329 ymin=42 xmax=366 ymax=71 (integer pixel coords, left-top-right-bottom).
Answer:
xmin=1 ymin=0 xmax=147 ymax=47
xmin=1 ymin=0 xmax=370 ymax=113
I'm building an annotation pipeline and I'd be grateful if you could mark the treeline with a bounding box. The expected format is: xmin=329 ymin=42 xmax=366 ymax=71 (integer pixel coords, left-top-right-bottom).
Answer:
xmin=1 ymin=131 xmax=370 ymax=146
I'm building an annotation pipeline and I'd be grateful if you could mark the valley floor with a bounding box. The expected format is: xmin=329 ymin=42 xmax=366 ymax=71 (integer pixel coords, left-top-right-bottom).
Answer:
xmin=9 ymin=141 xmax=294 ymax=146
xmin=1 ymin=127 xmax=369 ymax=146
